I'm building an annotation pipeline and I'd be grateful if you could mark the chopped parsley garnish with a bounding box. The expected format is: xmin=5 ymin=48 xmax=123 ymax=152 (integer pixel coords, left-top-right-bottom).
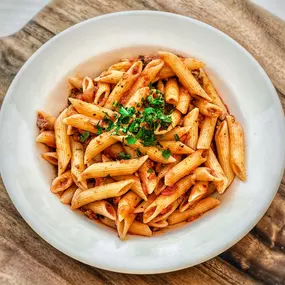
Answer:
xmin=79 ymin=131 xmax=90 ymax=142
xmin=147 ymin=168 xmax=153 ymax=173
xmin=174 ymin=134 xmax=180 ymax=141
xmin=162 ymin=149 xmax=171 ymax=159
xmin=125 ymin=135 xmax=138 ymax=145
xmin=136 ymin=148 xmax=142 ymax=157
xmin=113 ymin=100 xmax=118 ymax=107
xmin=118 ymin=152 xmax=131 ymax=160
xmin=97 ymin=125 xmax=103 ymax=135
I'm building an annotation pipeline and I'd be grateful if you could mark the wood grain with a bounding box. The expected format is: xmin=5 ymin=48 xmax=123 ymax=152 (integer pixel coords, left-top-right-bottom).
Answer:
xmin=0 ymin=0 xmax=284 ymax=284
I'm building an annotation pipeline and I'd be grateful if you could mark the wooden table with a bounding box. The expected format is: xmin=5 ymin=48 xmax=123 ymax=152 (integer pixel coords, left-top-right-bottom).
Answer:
xmin=0 ymin=1 xmax=284 ymax=284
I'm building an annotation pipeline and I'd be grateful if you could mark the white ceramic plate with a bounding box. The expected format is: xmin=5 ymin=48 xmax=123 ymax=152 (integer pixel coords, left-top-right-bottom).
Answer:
xmin=0 ymin=11 xmax=284 ymax=274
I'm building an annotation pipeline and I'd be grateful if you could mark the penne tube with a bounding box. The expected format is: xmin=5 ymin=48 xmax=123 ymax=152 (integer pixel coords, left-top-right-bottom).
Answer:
xmin=129 ymin=221 xmax=152 ymax=237
xmin=215 ymin=120 xmax=235 ymax=186
xmin=69 ymin=98 xmax=116 ymax=120
xmin=156 ymin=155 xmax=182 ymax=181
xmin=71 ymin=179 xmax=134 ymax=209
xmin=54 ymin=109 xmax=71 ymax=175
xmin=101 ymin=154 xmax=112 ymax=163
xmin=125 ymin=59 xmax=164 ymax=102
xmin=168 ymin=197 xmax=220 ymax=225
xmin=134 ymin=193 xmax=156 ymax=213
xmin=151 ymin=197 xmax=183 ymax=223
xmin=87 ymin=153 xmax=102 ymax=167
xmin=63 ymin=114 xmax=100 ymax=133
xmin=84 ymin=131 xmax=117 ymax=164
xmin=205 ymin=148 xmax=228 ymax=194
xmin=82 ymin=76 xmax=95 ymax=103
xmin=158 ymin=52 xmax=212 ymax=101
xmin=200 ymin=69 xmax=227 ymax=119
xmin=156 ymin=126 xmax=191 ymax=141
xmin=69 ymin=76 xmax=83 ymax=90
xmin=108 ymin=60 xmax=132 ymax=72
xmin=154 ymin=181 xmax=167 ymax=196
xmin=226 ymin=115 xmax=246 ymax=181
xmin=104 ymin=61 xmax=143 ymax=109
xmin=60 ymin=184 xmax=77 ymax=205
xmin=188 ymin=182 xmax=208 ymax=203
xmin=183 ymin=108 xmax=199 ymax=150
xmin=36 ymin=131 xmax=56 ymax=148
xmin=159 ymin=141 xmax=194 ymax=154
xmin=154 ymin=109 xmax=182 ymax=135
xmin=143 ymin=174 xmax=196 ymax=223
xmin=70 ymin=137 xmax=87 ymax=189
xmin=123 ymin=145 xmax=138 ymax=158
xmin=94 ymin=82 xmax=111 ymax=106
xmin=37 ymin=111 xmax=56 ymax=130
xmin=125 ymin=87 xmax=150 ymax=111
xmin=193 ymin=167 xmax=222 ymax=182
xmin=41 ymin=152 xmax=58 ymax=165
xmin=138 ymin=159 xmax=158 ymax=194
xmin=148 ymin=219 xmax=168 ymax=228
xmin=157 ymin=58 xmax=205 ymax=80
xmin=193 ymin=98 xmax=223 ymax=117
xmin=157 ymin=80 xmax=165 ymax=93
xmin=51 ymin=170 xmax=73 ymax=193
xmin=116 ymin=213 xmax=136 ymax=240
xmin=80 ymin=155 xmax=148 ymax=180
xmin=113 ymin=135 xmax=176 ymax=164
xmin=100 ymin=216 xmax=117 ymax=229
xmin=165 ymin=77 xmax=179 ymax=105
xmin=197 ymin=116 xmax=218 ymax=150
xmin=117 ymin=191 xmax=141 ymax=221
xmin=165 ymin=150 xmax=207 ymax=186
xmin=104 ymin=143 xmax=125 ymax=159
xmin=176 ymin=86 xmax=191 ymax=114
xmin=94 ymin=70 xmax=124 ymax=84
xmin=83 ymin=201 xmax=117 ymax=221
xmin=113 ymin=174 xmax=147 ymax=201
xmin=71 ymin=188 xmax=82 ymax=206
xmin=66 ymin=105 xmax=78 ymax=136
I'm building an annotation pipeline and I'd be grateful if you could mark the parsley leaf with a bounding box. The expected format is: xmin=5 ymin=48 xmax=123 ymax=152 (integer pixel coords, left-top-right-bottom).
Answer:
xmin=113 ymin=100 xmax=118 ymax=107
xmin=126 ymin=135 xmax=138 ymax=145
xmin=79 ymin=131 xmax=90 ymax=142
xmin=174 ymin=134 xmax=180 ymax=141
xmin=136 ymin=148 xmax=142 ymax=157
xmin=162 ymin=149 xmax=171 ymax=159
xmin=118 ymin=152 xmax=131 ymax=160
xmin=147 ymin=168 xmax=153 ymax=173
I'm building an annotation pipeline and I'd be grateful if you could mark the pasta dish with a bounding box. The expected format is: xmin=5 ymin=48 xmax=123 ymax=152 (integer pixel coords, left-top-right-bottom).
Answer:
xmin=36 ymin=51 xmax=246 ymax=239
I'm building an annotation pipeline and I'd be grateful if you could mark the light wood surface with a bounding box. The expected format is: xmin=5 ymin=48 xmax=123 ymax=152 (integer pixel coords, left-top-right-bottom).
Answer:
xmin=0 ymin=1 xmax=285 ymax=284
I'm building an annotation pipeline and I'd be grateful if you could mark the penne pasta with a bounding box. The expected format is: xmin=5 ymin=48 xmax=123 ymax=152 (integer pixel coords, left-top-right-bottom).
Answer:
xmin=193 ymin=98 xmax=223 ymax=117
xmin=51 ymin=170 xmax=73 ymax=193
xmin=197 ymin=116 xmax=218 ymax=150
xmin=99 ymin=216 xmax=117 ymax=229
xmin=164 ymin=150 xmax=207 ymax=186
xmin=156 ymin=58 xmax=205 ymax=80
xmin=70 ymin=137 xmax=87 ymax=189
xmin=63 ymin=114 xmax=100 ymax=133
xmin=215 ymin=120 xmax=235 ymax=186
xmin=183 ymin=107 xmax=199 ymax=150
xmin=165 ymin=77 xmax=179 ymax=105
xmin=205 ymin=148 xmax=228 ymax=194
xmin=83 ymin=201 xmax=117 ymax=220
xmin=60 ymin=184 xmax=77 ymax=205
xmin=41 ymin=152 xmax=58 ymax=165
xmin=193 ymin=167 xmax=222 ymax=182
xmin=168 ymin=197 xmax=220 ymax=225
xmin=134 ymin=193 xmax=156 ymax=213
xmin=94 ymin=82 xmax=111 ymax=106
xmin=156 ymin=155 xmax=182 ymax=181
xmin=159 ymin=141 xmax=194 ymax=154
xmin=108 ymin=60 xmax=132 ymax=72
xmin=104 ymin=61 xmax=143 ymax=109
xmin=158 ymin=51 xmax=212 ymax=101
xmin=176 ymin=86 xmax=191 ymax=114
xmin=129 ymin=221 xmax=152 ymax=237
xmin=69 ymin=98 xmax=116 ymax=120
xmin=156 ymin=126 xmax=191 ymax=141
xmin=148 ymin=219 xmax=168 ymax=228
xmin=94 ymin=70 xmax=124 ymax=84
xmin=66 ymin=105 xmax=78 ymax=136
xmin=36 ymin=131 xmax=56 ymax=148
xmin=157 ymin=80 xmax=165 ymax=93
xmin=117 ymin=191 xmax=141 ymax=221
xmin=80 ymin=155 xmax=148 ymax=180
xmin=125 ymin=87 xmax=150 ymax=111
xmin=69 ymin=76 xmax=83 ymax=90
xmin=143 ymin=174 xmax=196 ymax=223
xmin=226 ymin=115 xmax=246 ymax=181
xmin=37 ymin=111 xmax=56 ymax=130
xmin=84 ymin=131 xmax=117 ymax=164
xmin=187 ymin=181 xmax=208 ymax=203
xmin=71 ymin=179 xmax=134 ymax=209
xmin=54 ymin=109 xmax=71 ymax=175
xmin=113 ymin=135 xmax=176 ymax=164
xmin=82 ymin=76 xmax=95 ymax=103
xmin=125 ymin=59 xmax=164 ymax=102
xmin=138 ymin=159 xmax=158 ymax=194
xmin=123 ymin=145 xmax=138 ymax=158
xmin=200 ymin=69 xmax=228 ymax=119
